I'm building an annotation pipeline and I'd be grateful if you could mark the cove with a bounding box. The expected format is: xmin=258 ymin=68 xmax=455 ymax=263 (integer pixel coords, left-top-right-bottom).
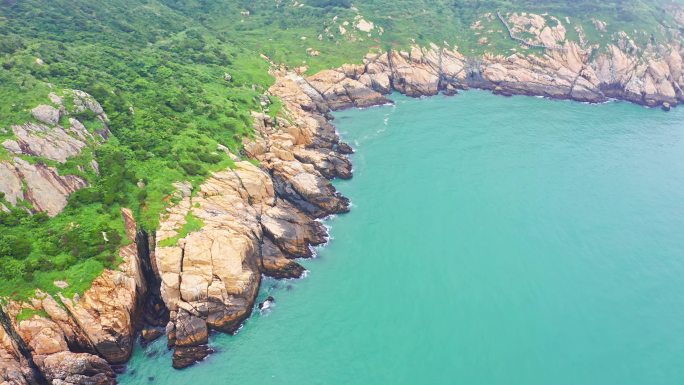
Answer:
xmin=120 ymin=91 xmax=684 ymax=385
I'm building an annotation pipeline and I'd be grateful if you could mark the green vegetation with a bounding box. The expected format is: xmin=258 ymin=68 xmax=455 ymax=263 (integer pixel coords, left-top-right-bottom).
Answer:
xmin=158 ymin=212 xmax=205 ymax=248
xmin=0 ymin=0 xmax=679 ymax=300
xmin=15 ymin=308 xmax=50 ymax=322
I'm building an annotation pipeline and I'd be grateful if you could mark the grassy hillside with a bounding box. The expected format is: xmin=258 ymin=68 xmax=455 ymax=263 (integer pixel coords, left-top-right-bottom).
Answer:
xmin=0 ymin=0 xmax=680 ymax=300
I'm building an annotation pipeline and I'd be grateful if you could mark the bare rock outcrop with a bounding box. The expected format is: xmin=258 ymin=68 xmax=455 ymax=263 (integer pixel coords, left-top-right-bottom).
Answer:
xmin=299 ymin=13 xmax=683 ymax=109
xmin=31 ymin=105 xmax=60 ymax=126
xmin=5 ymin=9 xmax=683 ymax=380
xmin=306 ymin=69 xmax=391 ymax=109
xmin=155 ymin=66 xmax=365 ymax=368
xmin=0 ymin=89 xmax=110 ymax=216
xmin=155 ymin=161 xmax=318 ymax=368
xmin=0 ymin=159 xmax=88 ymax=216
xmin=41 ymin=352 xmax=115 ymax=385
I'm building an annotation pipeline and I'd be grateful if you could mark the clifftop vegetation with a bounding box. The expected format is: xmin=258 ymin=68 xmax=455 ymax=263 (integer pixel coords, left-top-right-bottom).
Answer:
xmin=0 ymin=0 xmax=681 ymax=299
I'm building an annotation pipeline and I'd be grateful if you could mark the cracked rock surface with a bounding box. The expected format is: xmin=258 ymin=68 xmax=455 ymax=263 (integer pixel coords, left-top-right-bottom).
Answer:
xmin=0 ymin=90 xmax=109 ymax=216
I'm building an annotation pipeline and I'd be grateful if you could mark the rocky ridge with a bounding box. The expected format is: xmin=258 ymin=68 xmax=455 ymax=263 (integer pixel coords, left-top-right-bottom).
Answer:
xmin=0 ymin=90 xmax=110 ymax=216
xmin=155 ymin=68 xmax=358 ymax=368
xmin=312 ymin=38 xmax=683 ymax=108
xmin=0 ymin=64 xmax=363 ymax=381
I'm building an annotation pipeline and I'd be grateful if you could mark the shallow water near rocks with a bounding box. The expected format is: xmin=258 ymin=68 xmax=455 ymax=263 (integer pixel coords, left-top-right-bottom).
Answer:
xmin=120 ymin=91 xmax=684 ymax=385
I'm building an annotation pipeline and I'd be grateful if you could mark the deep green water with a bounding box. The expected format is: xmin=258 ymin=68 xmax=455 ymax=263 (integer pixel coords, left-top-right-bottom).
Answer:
xmin=120 ymin=91 xmax=684 ymax=385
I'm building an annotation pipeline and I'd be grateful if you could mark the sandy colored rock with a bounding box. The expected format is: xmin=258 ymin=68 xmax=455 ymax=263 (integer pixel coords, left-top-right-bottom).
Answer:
xmin=58 ymin=243 xmax=142 ymax=364
xmin=155 ymin=68 xmax=361 ymax=367
xmin=0 ymin=325 xmax=29 ymax=385
xmin=2 ymin=158 xmax=88 ymax=216
xmin=260 ymin=237 xmax=306 ymax=279
xmin=261 ymin=200 xmax=327 ymax=258
xmin=41 ymin=351 xmax=115 ymax=385
xmin=8 ymin=122 xmax=88 ymax=163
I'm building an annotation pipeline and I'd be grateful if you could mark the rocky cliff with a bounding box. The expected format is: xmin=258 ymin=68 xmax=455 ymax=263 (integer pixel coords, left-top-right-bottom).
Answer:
xmin=148 ymin=29 xmax=684 ymax=366
xmin=0 ymin=68 xmax=363 ymax=378
xmin=0 ymin=209 xmax=147 ymax=385
xmin=2 ymin=8 xmax=683 ymax=382
xmin=306 ymin=37 xmax=683 ymax=109
xmin=155 ymin=68 xmax=356 ymax=368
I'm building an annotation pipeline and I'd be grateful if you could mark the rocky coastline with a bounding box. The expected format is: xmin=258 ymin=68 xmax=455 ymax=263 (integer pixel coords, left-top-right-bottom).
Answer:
xmin=2 ymin=33 xmax=683 ymax=384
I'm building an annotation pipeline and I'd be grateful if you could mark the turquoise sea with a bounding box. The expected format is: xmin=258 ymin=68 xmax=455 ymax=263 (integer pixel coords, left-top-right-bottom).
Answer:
xmin=120 ymin=91 xmax=684 ymax=385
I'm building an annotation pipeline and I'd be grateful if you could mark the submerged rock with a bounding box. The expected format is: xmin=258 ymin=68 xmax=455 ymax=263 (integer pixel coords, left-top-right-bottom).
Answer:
xmin=141 ymin=328 xmax=163 ymax=343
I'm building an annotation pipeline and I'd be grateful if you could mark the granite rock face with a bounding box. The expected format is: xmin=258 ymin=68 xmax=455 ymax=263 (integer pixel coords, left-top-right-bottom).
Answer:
xmin=155 ymin=67 xmax=361 ymax=368
xmin=0 ymin=90 xmax=110 ymax=216
xmin=296 ymin=22 xmax=683 ymax=109
xmin=0 ymin=159 xmax=88 ymax=216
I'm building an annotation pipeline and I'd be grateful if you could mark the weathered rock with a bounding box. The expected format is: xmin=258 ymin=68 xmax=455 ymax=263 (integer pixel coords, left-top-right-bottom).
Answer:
xmin=174 ymin=310 xmax=208 ymax=347
xmin=260 ymin=238 xmax=306 ymax=279
xmin=17 ymin=317 xmax=68 ymax=356
xmin=261 ymin=200 xmax=327 ymax=258
xmin=0 ymin=158 xmax=88 ymax=216
xmin=388 ymin=49 xmax=441 ymax=97
xmin=71 ymin=90 xmax=106 ymax=116
xmin=153 ymin=66 xmax=359 ymax=368
xmin=156 ymin=164 xmax=266 ymax=367
xmin=7 ymin=122 xmax=88 ymax=163
xmin=0 ymin=325 xmax=30 ymax=385
xmin=306 ymin=69 xmax=391 ymax=109
xmin=172 ymin=345 xmax=211 ymax=370
xmin=300 ymin=33 xmax=682 ymax=108
xmin=269 ymin=159 xmax=350 ymax=217
xmin=41 ymin=352 xmax=115 ymax=385
xmin=1 ymin=90 xmax=111 ymax=216
xmin=293 ymin=147 xmax=352 ymax=180
xmin=140 ymin=328 xmax=162 ymax=343
xmin=0 ymin=209 xmax=148 ymax=383
xmin=31 ymin=105 xmax=60 ymax=126
xmin=40 ymin=294 xmax=96 ymax=354
xmin=58 ymin=244 xmax=143 ymax=364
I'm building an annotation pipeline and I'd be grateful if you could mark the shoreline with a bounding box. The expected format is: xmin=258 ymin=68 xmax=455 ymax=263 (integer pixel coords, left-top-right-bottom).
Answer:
xmin=1 ymin=41 xmax=682 ymax=384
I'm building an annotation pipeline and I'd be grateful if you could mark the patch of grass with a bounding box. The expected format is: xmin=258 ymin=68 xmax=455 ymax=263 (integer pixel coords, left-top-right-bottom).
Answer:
xmin=15 ymin=308 xmax=49 ymax=322
xmin=157 ymin=211 xmax=204 ymax=248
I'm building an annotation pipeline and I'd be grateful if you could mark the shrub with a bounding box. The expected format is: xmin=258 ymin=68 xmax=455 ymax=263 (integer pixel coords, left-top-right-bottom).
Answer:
xmin=0 ymin=235 xmax=33 ymax=260
xmin=0 ymin=258 xmax=26 ymax=280
xmin=180 ymin=160 xmax=205 ymax=176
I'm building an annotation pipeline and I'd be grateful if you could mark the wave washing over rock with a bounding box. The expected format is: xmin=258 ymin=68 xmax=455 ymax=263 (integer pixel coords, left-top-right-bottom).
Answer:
xmin=2 ymin=33 xmax=683 ymax=383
